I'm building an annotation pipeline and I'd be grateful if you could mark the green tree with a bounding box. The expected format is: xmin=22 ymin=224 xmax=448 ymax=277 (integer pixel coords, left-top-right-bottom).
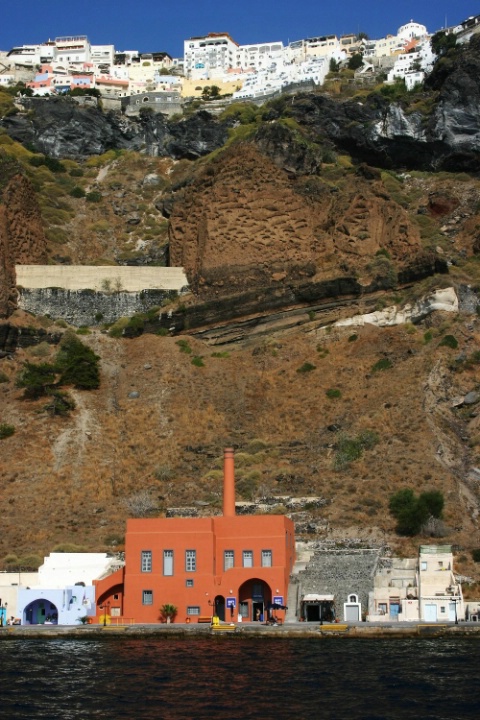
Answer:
xmin=418 ymin=490 xmax=444 ymax=519
xmin=329 ymin=58 xmax=340 ymax=73
xmin=389 ymin=488 xmax=444 ymax=536
xmin=16 ymin=361 xmax=58 ymax=398
xmin=431 ymin=31 xmax=457 ymax=56
xmin=348 ymin=53 xmax=364 ymax=71
xmin=55 ymin=331 xmax=100 ymax=390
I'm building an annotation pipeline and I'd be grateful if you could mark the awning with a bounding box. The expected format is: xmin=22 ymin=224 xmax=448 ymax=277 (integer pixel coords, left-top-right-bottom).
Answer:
xmin=302 ymin=594 xmax=335 ymax=602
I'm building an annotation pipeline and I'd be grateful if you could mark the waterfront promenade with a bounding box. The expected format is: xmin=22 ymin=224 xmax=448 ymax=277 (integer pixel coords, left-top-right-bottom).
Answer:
xmin=2 ymin=621 xmax=480 ymax=639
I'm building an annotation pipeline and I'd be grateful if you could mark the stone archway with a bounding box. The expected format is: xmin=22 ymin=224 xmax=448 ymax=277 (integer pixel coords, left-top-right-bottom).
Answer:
xmin=238 ymin=578 xmax=272 ymax=622
xmin=24 ymin=599 xmax=59 ymax=625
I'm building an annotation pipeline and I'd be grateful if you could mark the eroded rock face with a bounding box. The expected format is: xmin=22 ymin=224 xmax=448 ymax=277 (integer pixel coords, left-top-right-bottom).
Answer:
xmin=0 ymin=173 xmax=47 ymax=317
xmin=0 ymin=206 xmax=15 ymax=317
xmin=168 ymin=142 xmax=428 ymax=298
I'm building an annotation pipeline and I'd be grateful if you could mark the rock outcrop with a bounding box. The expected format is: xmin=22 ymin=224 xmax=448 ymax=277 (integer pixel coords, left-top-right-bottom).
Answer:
xmin=1 ymin=100 xmax=229 ymax=160
xmin=0 ymin=169 xmax=47 ymax=317
xmin=168 ymin=141 xmax=436 ymax=298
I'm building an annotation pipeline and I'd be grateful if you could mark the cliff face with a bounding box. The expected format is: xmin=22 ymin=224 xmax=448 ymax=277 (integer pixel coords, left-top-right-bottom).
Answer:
xmin=2 ymin=38 xmax=480 ymax=171
xmin=1 ymin=101 xmax=229 ymax=160
xmin=0 ymin=172 xmax=47 ymax=317
xmin=168 ymin=136 xmax=430 ymax=298
xmin=0 ymin=206 xmax=15 ymax=317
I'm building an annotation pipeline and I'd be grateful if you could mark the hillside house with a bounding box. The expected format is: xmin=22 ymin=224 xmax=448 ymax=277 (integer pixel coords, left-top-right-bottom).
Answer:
xmin=368 ymin=545 xmax=465 ymax=622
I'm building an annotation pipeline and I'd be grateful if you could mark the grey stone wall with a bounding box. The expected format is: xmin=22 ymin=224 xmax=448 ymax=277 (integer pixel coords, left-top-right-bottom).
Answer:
xmin=296 ymin=548 xmax=382 ymax=618
xmin=122 ymin=92 xmax=183 ymax=118
xmin=18 ymin=288 xmax=178 ymax=326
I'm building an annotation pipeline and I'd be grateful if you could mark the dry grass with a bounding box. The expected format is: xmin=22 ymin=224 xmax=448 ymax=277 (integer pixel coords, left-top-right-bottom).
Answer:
xmin=1 ymin=310 xmax=480 ymax=579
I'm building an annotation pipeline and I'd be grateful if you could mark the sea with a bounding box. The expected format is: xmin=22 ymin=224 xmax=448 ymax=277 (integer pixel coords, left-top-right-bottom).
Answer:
xmin=1 ymin=636 xmax=479 ymax=719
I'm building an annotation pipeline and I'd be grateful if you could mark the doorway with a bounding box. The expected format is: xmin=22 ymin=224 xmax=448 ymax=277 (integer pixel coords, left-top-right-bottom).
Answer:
xmin=214 ymin=595 xmax=225 ymax=622
xmin=24 ymin=599 xmax=59 ymax=624
xmin=253 ymin=601 xmax=264 ymax=622
xmin=390 ymin=602 xmax=400 ymax=620
xmin=238 ymin=579 xmax=271 ymax=622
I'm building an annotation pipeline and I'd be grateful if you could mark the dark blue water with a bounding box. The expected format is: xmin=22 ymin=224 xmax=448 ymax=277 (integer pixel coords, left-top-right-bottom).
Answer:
xmin=0 ymin=636 xmax=479 ymax=719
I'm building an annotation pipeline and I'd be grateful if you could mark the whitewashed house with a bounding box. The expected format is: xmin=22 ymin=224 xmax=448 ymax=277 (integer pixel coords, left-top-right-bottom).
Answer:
xmin=418 ymin=545 xmax=464 ymax=622
xmin=368 ymin=545 xmax=465 ymax=622
xmin=14 ymin=553 xmax=123 ymax=625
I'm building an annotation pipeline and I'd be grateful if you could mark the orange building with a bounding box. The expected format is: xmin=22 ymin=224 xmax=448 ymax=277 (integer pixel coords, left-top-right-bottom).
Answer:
xmin=95 ymin=449 xmax=295 ymax=623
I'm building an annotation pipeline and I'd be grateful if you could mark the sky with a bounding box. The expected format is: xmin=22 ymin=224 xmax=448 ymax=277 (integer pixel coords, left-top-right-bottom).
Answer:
xmin=1 ymin=1 xmax=478 ymax=57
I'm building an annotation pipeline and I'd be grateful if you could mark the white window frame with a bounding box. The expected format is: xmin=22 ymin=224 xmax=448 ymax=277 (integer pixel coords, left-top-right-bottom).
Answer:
xmin=243 ymin=550 xmax=253 ymax=568
xmin=142 ymin=590 xmax=153 ymax=605
xmin=141 ymin=550 xmax=152 ymax=573
xmin=185 ymin=550 xmax=196 ymax=572
xmin=163 ymin=549 xmax=174 ymax=576
xmin=261 ymin=550 xmax=272 ymax=567
xmin=187 ymin=606 xmax=200 ymax=615
xmin=224 ymin=550 xmax=234 ymax=570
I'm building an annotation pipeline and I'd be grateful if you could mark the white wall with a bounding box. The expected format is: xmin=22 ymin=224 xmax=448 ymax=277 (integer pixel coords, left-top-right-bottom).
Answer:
xmin=38 ymin=553 xmax=113 ymax=588
xmin=16 ymin=266 xmax=189 ymax=292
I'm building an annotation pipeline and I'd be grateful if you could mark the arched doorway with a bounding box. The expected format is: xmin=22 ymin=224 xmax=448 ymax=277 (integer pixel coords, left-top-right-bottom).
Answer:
xmin=24 ymin=599 xmax=59 ymax=625
xmin=238 ymin=579 xmax=272 ymax=622
xmin=214 ymin=595 xmax=225 ymax=621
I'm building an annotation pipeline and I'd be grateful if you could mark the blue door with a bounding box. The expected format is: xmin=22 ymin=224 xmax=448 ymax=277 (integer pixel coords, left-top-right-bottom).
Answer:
xmin=390 ymin=602 xmax=400 ymax=620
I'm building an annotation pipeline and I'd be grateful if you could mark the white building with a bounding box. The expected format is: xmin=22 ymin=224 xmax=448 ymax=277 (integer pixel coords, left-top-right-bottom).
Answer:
xmin=386 ymin=38 xmax=436 ymax=86
xmin=5 ymin=43 xmax=55 ymax=67
xmin=232 ymin=54 xmax=329 ymax=101
xmin=235 ymin=41 xmax=284 ymax=72
xmin=91 ymin=44 xmax=115 ymax=71
xmin=54 ymin=35 xmax=91 ymax=65
xmin=184 ymin=32 xmax=239 ymax=79
xmin=397 ymin=21 xmax=428 ymax=41
xmin=368 ymin=545 xmax=465 ymax=622
xmin=418 ymin=545 xmax=464 ymax=623
xmin=6 ymin=553 xmax=123 ymax=625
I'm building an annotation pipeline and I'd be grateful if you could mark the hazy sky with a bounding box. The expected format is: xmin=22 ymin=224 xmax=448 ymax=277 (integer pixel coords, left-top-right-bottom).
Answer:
xmin=1 ymin=1 xmax=477 ymax=57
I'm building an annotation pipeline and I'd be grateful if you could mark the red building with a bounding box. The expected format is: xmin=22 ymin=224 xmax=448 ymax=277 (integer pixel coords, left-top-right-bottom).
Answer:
xmin=95 ymin=449 xmax=295 ymax=623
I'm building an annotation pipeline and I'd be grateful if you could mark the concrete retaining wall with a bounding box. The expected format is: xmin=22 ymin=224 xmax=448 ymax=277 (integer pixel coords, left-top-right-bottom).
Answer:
xmin=16 ymin=265 xmax=189 ymax=292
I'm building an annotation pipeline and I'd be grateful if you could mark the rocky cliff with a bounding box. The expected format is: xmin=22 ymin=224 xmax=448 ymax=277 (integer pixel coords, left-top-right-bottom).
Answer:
xmin=2 ymin=37 xmax=480 ymax=172
xmin=0 ymin=160 xmax=47 ymax=317
xmin=3 ymin=39 xmax=480 ymax=574
xmin=167 ymin=135 xmax=439 ymax=300
xmin=2 ymin=100 xmax=229 ymax=160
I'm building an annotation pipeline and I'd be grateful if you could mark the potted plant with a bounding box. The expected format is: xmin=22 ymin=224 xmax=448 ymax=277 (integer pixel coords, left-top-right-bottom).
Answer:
xmin=160 ymin=603 xmax=178 ymax=623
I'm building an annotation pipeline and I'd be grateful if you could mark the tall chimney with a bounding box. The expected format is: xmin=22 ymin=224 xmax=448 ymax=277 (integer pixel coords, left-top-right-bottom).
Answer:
xmin=223 ymin=447 xmax=235 ymax=517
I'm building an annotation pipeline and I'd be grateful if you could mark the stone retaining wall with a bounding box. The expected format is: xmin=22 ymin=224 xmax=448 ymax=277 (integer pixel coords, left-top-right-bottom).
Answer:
xmin=296 ymin=548 xmax=382 ymax=616
xmin=18 ymin=288 xmax=178 ymax=326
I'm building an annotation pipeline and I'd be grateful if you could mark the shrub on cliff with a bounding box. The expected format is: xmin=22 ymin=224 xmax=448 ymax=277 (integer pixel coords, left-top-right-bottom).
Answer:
xmin=389 ymin=488 xmax=444 ymax=536
xmin=16 ymin=361 xmax=57 ymax=398
xmin=16 ymin=332 xmax=100 ymax=403
xmin=29 ymin=154 xmax=66 ymax=173
xmin=0 ymin=423 xmax=15 ymax=439
xmin=55 ymin=331 xmax=100 ymax=390
xmin=333 ymin=429 xmax=379 ymax=470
